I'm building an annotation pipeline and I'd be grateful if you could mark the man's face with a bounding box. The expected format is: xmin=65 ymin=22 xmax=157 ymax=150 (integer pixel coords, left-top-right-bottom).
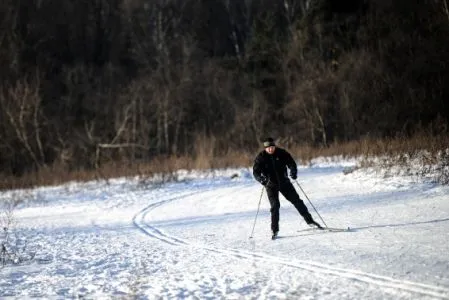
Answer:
xmin=265 ymin=146 xmax=276 ymax=155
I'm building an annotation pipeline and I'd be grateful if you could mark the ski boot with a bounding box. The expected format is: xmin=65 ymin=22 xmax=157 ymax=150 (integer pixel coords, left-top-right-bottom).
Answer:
xmin=308 ymin=221 xmax=324 ymax=230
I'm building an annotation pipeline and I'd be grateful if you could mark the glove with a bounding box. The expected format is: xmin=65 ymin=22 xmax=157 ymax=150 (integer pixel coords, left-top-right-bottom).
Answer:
xmin=290 ymin=173 xmax=297 ymax=180
xmin=260 ymin=177 xmax=268 ymax=186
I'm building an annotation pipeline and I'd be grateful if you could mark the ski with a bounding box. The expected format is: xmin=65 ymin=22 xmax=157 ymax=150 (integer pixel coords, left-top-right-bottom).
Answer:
xmin=271 ymin=227 xmax=352 ymax=240
xmin=325 ymin=227 xmax=352 ymax=232
xmin=314 ymin=226 xmax=351 ymax=232
xmin=298 ymin=226 xmax=352 ymax=233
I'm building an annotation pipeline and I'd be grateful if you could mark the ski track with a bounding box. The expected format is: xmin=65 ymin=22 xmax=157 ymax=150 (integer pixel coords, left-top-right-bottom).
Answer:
xmin=133 ymin=184 xmax=449 ymax=299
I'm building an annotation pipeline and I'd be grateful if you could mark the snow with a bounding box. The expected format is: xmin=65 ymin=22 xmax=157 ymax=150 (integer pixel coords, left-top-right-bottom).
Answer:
xmin=1 ymin=158 xmax=449 ymax=299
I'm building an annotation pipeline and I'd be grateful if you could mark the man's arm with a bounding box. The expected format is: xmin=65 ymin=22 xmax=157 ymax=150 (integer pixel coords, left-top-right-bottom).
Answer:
xmin=284 ymin=150 xmax=297 ymax=179
xmin=253 ymin=154 xmax=267 ymax=185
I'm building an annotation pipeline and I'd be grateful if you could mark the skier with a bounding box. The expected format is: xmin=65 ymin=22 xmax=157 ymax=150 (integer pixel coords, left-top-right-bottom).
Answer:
xmin=253 ymin=137 xmax=323 ymax=239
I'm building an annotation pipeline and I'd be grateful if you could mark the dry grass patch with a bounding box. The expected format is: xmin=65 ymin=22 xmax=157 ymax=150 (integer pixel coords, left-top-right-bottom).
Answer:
xmin=0 ymin=134 xmax=448 ymax=191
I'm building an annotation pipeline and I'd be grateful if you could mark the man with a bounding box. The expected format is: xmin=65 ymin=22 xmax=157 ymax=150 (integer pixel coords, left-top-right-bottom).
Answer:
xmin=253 ymin=137 xmax=323 ymax=239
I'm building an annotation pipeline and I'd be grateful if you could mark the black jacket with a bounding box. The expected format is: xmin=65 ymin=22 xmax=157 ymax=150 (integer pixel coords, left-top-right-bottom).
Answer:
xmin=253 ymin=147 xmax=297 ymax=186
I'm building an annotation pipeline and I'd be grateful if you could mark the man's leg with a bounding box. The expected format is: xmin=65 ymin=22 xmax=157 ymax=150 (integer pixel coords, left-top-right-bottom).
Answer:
xmin=265 ymin=186 xmax=280 ymax=234
xmin=280 ymin=182 xmax=317 ymax=225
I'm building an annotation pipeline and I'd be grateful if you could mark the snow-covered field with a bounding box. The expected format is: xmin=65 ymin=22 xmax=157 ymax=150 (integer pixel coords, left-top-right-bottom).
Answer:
xmin=1 ymin=158 xmax=449 ymax=299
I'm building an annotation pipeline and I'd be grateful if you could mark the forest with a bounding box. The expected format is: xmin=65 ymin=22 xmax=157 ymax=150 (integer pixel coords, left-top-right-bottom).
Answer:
xmin=1 ymin=0 xmax=449 ymax=187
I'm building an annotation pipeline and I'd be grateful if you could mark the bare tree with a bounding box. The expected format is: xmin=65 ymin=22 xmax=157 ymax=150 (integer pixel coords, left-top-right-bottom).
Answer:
xmin=0 ymin=1 xmax=22 ymax=80
xmin=0 ymin=74 xmax=46 ymax=168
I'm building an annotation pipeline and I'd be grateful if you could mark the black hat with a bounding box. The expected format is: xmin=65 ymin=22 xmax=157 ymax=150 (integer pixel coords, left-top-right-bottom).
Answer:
xmin=263 ymin=137 xmax=275 ymax=148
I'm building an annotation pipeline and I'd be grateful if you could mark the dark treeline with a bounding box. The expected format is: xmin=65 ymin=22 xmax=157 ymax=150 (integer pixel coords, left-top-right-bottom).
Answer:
xmin=1 ymin=0 xmax=449 ymax=176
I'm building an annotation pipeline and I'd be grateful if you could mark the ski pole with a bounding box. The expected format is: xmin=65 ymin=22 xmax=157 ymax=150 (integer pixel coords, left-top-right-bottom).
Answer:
xmin=249 ymin=186 xmax=264 ymax=239
xmin=294 ymin=180 xmax=328 ymax=228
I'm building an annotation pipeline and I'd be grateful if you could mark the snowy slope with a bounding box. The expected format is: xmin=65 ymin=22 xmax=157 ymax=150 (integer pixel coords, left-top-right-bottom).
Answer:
xmin=1 ymin=159 xmax=449 ymax=299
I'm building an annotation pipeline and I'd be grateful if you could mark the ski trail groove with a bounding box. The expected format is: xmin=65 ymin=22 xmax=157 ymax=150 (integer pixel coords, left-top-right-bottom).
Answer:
xmin=133 ymin=182 xmax=252 ymax=246
xmin=133 ymin=185 xmax=449 ymax=299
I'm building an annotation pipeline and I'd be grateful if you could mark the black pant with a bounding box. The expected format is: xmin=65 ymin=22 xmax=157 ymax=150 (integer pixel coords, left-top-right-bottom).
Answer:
xmin=265 ymin=181 xmax=314 ymax=233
